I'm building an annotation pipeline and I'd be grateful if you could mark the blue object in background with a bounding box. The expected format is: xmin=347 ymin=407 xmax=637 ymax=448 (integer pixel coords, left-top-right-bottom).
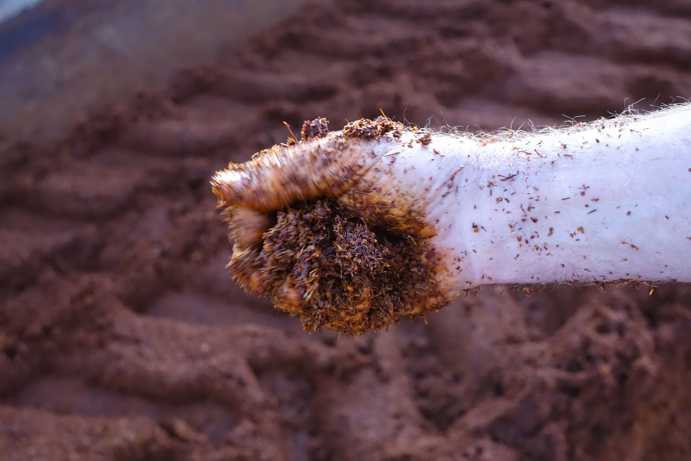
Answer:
xmin=0 ymin=0 xmax=303 ymax=145
xmin=0 ymin=0 xmax=44 ymax=22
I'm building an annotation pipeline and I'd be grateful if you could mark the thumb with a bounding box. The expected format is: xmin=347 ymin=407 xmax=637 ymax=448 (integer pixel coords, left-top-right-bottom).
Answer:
xmin=210 ymin=131 xmax=372 ymax=214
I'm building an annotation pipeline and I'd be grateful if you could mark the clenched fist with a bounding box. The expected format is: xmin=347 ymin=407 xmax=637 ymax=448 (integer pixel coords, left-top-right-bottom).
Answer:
xmin=213 ymin=106 xmax=691 ymax=334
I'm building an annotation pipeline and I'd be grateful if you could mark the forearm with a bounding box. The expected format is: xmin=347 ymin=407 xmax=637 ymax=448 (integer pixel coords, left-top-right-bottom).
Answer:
xmin=371 ymin=105 xmax=691 ymax=292
xmin=212 ymin=106 xmax=691 ymax=333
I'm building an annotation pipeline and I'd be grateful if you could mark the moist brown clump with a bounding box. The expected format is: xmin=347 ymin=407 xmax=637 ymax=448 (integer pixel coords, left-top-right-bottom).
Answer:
xmin=300 ymin=117 xmax=330 ymax=140
xmin=343 ymin=116 xmax=403 ymax=139
xmin=245 ymin=199 xmax=439 ymax=334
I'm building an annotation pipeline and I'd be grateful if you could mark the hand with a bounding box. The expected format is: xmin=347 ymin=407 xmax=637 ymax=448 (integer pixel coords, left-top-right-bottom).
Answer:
xmin=211 ymin=117 xmax=451 ymax=334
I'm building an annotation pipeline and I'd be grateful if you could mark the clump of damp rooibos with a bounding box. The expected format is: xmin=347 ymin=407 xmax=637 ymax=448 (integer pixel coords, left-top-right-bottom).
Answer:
xmin=237 ymin=199 xmax=435 ymax=334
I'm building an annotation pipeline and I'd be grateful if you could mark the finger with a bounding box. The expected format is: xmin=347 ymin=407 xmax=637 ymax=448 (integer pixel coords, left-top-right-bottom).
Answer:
xmin=226 ymin=245 xmax=267 ymax=297
xmin=225 ymin=207 xmax=271 ymax=249
xmin=272 ymin=275 xmax=303 ymax=317
xmin=211 ymin=134 xmax=372 ymax=213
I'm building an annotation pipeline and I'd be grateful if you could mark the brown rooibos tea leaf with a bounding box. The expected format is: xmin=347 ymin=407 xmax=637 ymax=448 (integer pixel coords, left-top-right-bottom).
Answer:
xmin=229 ymin=199 xmax=441 ymax=334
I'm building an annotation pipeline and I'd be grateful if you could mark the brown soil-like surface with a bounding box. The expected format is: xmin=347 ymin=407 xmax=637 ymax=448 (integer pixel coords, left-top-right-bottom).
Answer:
xmin=2 ymin=1 xmax=691 ymax=460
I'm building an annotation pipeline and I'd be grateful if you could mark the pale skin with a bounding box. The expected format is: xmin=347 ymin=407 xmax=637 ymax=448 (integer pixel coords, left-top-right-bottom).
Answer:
xmin=212 ymin=104 xmax=691 ymax=308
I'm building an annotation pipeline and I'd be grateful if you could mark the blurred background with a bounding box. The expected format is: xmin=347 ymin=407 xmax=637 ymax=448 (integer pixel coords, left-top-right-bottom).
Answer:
xmin=1 ymin=1 xmax=691 ymax=460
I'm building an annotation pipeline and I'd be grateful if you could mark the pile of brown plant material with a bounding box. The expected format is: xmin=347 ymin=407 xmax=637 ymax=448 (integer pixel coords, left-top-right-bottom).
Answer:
xmin=4 ymin=0 xmax=691 ymax=459
xmin=246 ymin=199 xmax=436 ymax=334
